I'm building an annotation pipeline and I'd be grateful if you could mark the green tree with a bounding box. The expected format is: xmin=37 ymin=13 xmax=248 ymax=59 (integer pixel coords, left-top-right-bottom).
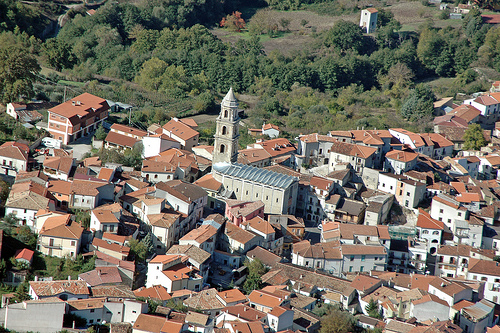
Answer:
xmin=1 ymin=213 xmax=19 ymax=235
xmin=242 ymin=259 xmax=267 ymax=294
xmin=400 ymin=84 xmax=435 ymax=121
xmin=129 ymin=239 xmax=147 ymax=263
xmin=94 ymin=125 xmax=107 ymax=141
xmin=366 ymin=298 xmax=382 ymax=319
xmin=74 ymin=210 xmax=91 ymax=229
xmin=320 ymin=306 xmax=356 ymax=333
xmin=165 ymin=299 xmax=188 ymax=313
xmin=41 ymin=38 xmax=75 ymax=71
xmin=0 ymin=33 xmax=40 ymax=103
xmin=12 ymin=281 xmax=31 ymax=303
xmin=324 ymin=20 xmax=364 ymax=54
xmin=463 ymin=124 xmax=487 ymax=150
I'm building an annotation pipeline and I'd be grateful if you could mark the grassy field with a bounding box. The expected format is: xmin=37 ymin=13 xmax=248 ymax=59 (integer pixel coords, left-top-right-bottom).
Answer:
xmin=213 ymin=1 xmax=455 ymax=55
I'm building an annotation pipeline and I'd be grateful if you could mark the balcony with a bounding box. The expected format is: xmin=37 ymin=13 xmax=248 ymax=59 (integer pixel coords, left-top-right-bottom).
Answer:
xmin=41 ymin=243 xmax=62 ymax=250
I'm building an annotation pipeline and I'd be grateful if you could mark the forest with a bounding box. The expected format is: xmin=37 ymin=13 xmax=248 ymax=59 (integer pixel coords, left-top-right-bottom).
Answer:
xmin=1 ymin=0 xmax=500 ymax=140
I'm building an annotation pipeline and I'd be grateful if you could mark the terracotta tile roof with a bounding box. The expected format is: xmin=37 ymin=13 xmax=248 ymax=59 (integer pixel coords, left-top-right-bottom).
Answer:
xmin=15 ymin=170 xmax=48 ymax=183
xmin=350 ymin=275 xmax=381 ymax=292
xmin=238 ymin=148 xmax=272 ymax=164
xmin=148 ymin=210 xmax=181 ymax=229
xmin=29 ymin=280 xmax=89 ymax=297
xmin=417 ymin=209 xmax=444 ymax=230
xmin=248 ymin=290 xmax=284 ymax=308
xmin=221 ymin=304 xmax=266 ymax=321
xmin=329 ymin=141 xmax=377 ymax=159
xmin=474 ymin=94 xmax=500 ymax=106
xmin=412 ymin=294 xmax=449 ymax=307
xmin=179 ymin=118 xmax=198 ymax=128
xmin=341 ymin=244 xmax=386 ymax=255
xmin=67 ymin=297 xmax=106 ymax=310
xmin=110 ymin=123 xmax=147 ymax=137
xmin=242 ymin=216 xmax=275 ymax=235
xmin=92 ymin=202 xmax=122 ymax=214
xmin=456 ymin=193 xmax=482 ymax=203
xmin=92 ymin=238 xmax=130 ymax=256
xmin=97 ymin=167 xmax=114 ymax=181
xmin=225 ymin=223 xmax=260 ymax=245
xmin=184 ymin=288 xmax=224 ymax=310
xmin=83 ymin=156 xmax=101 ymax=167
xmin=386 ymin=150 xmax=418 ymax=162
xmin=132 ymin=314 xmax=166 ymax=333
xmin=193 ymin=173 xmax=222 ymax=191
xmin=166 ymin=244 xmax=211 ymax=265
xmin=449 ymin=104 xmax=482 ymax=123
xmin=92 ymin=210 xmax=119 ymax=224
xmin=360 ymin=285 xmax=399 ymax=303
xmin=70 ymin=179 xmax=108 ymax=196
xmin=420 ymin=133 xmax=454 ymax=148
xmin=41 ymin=214 xmax=71 ymax=232
xmin=0 ymin=144 xmax=28 ymax=161
xmin=105 ymin=131 xmax=139 ymax=148
xmin=48 ymin=180 xmax=72 ymax=195
xmin=180 ymin=224 xmax=217 ymax=244
xmin=429 ymin=277 xmax=470 ymax=297
xmin=248 ymin=138 xmax=296 ymax=158
xmin=437 ymin=244 xmax=471 ymax=257
xmin=40 ymin=221 xmax=83 ymax=240
xmin=134 ymin=285 xmax=172 ymax=301
xmin=226 ymin=322 xmax=265 ymax=333
xmin=246 ymin=246 xmax=282 ymax=267
xmin=14 ymin=248 xmax=34 ymax=262
xmin=78 ymin=266 xmax=122 ymax=286
xmin=49 ymin=93 xmax=109 ymax=121
xmin=452 ymin=299 xmax=475 ymax=311
xmin=217 ymin=289 xmax=247 ymax=305
xmin=156 ymin=180 xmax=207 ymax=203
xmin=162 ymin=118 xmax=199 ymax=141
xmin=227 ymin=200 xmax=265 ymax=219
xmin=43 ymin=156 xmax=74 ymax=174
xmin=6 ymin=190 xmax=50 ymax=211
xmin=468 ymin=259 xmax=500 ymax=276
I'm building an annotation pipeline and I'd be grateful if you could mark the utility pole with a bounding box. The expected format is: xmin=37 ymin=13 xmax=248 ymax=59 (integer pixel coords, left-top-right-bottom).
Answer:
xmin=63 ymin=86 xmax=67 ymax=102
xmin=129 ymin=107 xmax=132 ymax=126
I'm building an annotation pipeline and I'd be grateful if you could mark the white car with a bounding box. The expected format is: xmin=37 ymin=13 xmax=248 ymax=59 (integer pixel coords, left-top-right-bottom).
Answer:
xmin=317 ymin=224 xmax=323 ymax=230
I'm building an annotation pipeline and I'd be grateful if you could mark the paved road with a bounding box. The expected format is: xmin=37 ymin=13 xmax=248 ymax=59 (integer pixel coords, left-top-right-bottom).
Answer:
xmin=66 ymin=133 xmax=93 ymax=160
xmin=304 ymin=221 xmax=322 ymax=244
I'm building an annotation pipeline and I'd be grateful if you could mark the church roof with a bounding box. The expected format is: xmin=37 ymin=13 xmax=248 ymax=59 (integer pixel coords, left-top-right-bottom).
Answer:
xmin=213 ymin=162 xmax=297 ymax=189
xmin=222 ymin=88 xmax=238 ymax=108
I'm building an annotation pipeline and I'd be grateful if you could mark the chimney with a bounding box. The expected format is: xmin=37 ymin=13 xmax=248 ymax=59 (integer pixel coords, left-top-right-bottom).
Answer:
xmin=68 ymin=275 xmax=71 ymax=281
xmin=72 ymin=101 xmax=76 ymax=106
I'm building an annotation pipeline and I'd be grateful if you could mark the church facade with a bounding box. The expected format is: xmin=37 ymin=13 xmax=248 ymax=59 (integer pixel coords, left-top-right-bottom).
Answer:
xmin=212 ymin=89 xmax=299 ymax=215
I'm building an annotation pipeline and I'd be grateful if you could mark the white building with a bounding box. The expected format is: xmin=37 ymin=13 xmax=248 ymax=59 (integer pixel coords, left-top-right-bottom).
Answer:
xmin=467 ymin=260 xmax=500 ymax=304
xmin=146 ymin=254 xmax=203 ymax=292
xmin=142 ymin=134 xmax=180 ymax=158
xmin=5 ymin=300 xmax=65 ymax=333
xmin=360 ymin=8 xmax=378 ymax=33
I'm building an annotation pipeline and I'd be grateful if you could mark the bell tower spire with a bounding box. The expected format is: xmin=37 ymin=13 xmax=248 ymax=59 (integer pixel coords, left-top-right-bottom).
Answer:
xmin=213 ymin=88 xmax=240 ymax=165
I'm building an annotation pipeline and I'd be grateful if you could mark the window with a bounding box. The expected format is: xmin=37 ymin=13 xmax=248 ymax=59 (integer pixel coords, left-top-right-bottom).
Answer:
xmin=361 ymin=255 xmax=365 ymax=262
xmin=220 ymin=144 xmax=225 ymax=153
xmin=458 ymin=212 xmax=462 ymax=217
xmin=305 ymin=261 xmax=309 ymax=266
xmin=71 ymin=241 xmax=75 ymax=246
xmin=439 ymin=217 xmax=443 ymax=221
xmin=90 ymin=309 xmax=95 ymax=313
xmin=360 ymin=266 xmax=364 ymax=272
xmin=440 ymin=209 xmax=444 ymax=213
xmin=222 ymin=126 xmax=227 ymax=135
xmin=448 ymin=219 xmax=451 ymax=223
xmin=405 ymin=200 xmax=409 ymax=207
xmin=406 ymin=192 xmax=410 ymax=196
xmin=89 ymin=320 xmax=94 ymax=324
xmin=390 ymin=186 xmax=393 ymax=190
xmin=350 ymin=255 xmax=354 ymax=261
xmin=349 ymin=266 xmax=353 ymax=272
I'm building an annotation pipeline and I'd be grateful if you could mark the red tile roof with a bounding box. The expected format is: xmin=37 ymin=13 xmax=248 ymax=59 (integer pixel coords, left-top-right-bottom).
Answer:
xmin=14 ymin=248 xmax=34 ymax=262
xmin=417 ymin=209 xmax=444 ymax=230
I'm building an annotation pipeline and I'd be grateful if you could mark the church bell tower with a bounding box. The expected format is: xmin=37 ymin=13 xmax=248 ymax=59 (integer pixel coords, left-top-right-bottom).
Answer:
xmin=213 ymin=88 xmax=240 ymax=164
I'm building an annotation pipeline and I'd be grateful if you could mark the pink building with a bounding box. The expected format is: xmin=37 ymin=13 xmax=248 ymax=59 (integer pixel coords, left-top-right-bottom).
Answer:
xmin=225 ymin=200 xmax=265 ymax=227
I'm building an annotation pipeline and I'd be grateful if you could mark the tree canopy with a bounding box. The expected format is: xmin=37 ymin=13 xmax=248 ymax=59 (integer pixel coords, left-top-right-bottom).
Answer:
xmin=463 ymin=124 xmax=487 ymax=150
